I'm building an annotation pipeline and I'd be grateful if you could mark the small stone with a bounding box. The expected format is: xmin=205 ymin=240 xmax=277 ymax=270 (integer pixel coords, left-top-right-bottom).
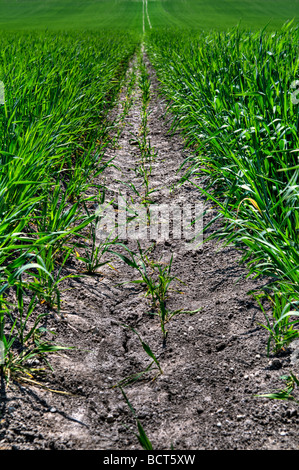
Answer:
xmin=106 ymin=414 xmax=114 ymax=423
xmin=237 ymin=414 xmax=245 ymax=420
xmin=49 ymin=407 xmax=56 ymax=413
xmin=91 ymin=327 xmax=100 ymax=335
xmin=286 ymin=409 xmax=297 ymax=418
xmin=270 ymin=358 xmax=282 ymax=369
xmin=244 ymin=419 xmax=253 ymax=427
xmin=216 ymin=342 xmax=226 ymax=352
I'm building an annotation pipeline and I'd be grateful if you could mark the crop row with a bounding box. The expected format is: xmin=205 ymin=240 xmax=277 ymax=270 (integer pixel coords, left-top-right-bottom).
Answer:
xmin=146 ymin=22 xmax=299 ymax=355
xmin=0 ymin=31 xmax=138 ymax=382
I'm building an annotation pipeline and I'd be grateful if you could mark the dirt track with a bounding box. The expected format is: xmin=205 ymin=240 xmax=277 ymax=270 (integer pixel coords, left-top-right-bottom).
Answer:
xmin=0 ymin=52 xmax=299 ymax=451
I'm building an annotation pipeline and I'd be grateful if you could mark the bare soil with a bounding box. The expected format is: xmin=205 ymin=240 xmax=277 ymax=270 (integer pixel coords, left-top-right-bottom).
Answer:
xmin=0 ymin=54 xmax=299 ymax=451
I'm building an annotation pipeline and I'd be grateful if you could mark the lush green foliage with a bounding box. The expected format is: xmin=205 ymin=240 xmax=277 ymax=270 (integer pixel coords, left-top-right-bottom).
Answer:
xmin=147 ymin=22 xmax=299 ymax=353
xmin=0 ymin=0 xmax=298 ymax=32
xmin=0 ymin=30 xmax=138 ymax=381
xmin=0 ymin=0 xmax=143 ymax=31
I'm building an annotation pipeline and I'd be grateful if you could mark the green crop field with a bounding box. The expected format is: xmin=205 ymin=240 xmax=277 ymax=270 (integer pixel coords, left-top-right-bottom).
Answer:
xmin=0 ymin=0 xmax=298 ymax=31
xmin=0 ymin=0 xmax=299 ymax=448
